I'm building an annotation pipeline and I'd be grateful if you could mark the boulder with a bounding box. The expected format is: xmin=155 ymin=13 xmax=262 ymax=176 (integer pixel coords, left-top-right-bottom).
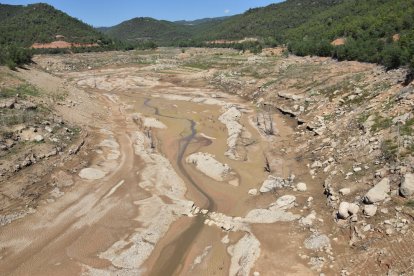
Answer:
xmin=339 ymin=188 xmax=351 ymax=196
xmin=338 ymin=202 xmax=350 ymax=219
xmin=364 ymin=178 xmax=390 ymax=204
xmin=400 ymin=173 xmax=414 ymax=198
xmin=338 ymin=202 xmax=359 ymax=219
xmin=363 ymin=205 xmax=377 ymax=217
xmin=348 ymin=203 xmax=359 ymax=215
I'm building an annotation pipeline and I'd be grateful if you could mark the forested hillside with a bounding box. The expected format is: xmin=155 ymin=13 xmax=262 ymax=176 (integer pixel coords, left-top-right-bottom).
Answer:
xmin=102 ymin=17 xmax=192 ymax=45
xmin=286 ymin=0 xmax=414 ymax=70
xmin=192 ymin=0 xmax=343 ymax=43
xmin=0 ymin=3 xmax=131 ymax=69
xmin=0 ymin=3 xmax=105 ymax=47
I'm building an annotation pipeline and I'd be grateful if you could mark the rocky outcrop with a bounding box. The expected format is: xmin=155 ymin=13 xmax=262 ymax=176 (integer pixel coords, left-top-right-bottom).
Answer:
xmin=228 ymin=233 xmax=261 ymax=276
xmin=186 ymin=152 xmax=233 ymax=182
xmin=218 ymin=106 xmax=243 ymax=160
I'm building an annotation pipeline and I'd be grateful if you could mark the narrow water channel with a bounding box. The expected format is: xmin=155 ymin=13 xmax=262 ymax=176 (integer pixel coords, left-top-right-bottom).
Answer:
xmin=143 ymin=98 xmax=215 ymax=275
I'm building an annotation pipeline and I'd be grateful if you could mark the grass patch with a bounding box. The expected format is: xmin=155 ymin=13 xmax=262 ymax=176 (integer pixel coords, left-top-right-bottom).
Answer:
xmin=371 ymin=116 xmax=393 ymax=132
xmin=405 ymin=200 xmax=414 ymax=209
xmin=380 ymin=139 xmax=398 ymax=162
xmin=401 ymin=118 xmax=414 ymax=136
xmin=357 ymin=112 xmax=370 ymax=124
xmin=0 ymin=84 xmax=39 ymax=99
xmin=183 ymin=62 xmax=212 ymax=70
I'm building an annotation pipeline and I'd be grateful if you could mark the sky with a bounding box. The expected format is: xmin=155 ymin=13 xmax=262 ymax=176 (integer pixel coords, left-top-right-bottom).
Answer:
xmin=1 ymin=0 xmax=282 ymax=27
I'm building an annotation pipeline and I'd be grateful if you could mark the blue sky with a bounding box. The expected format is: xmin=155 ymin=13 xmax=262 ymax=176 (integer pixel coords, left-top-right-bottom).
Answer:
xmin=1 ymin=0 xmax=282 ymax=27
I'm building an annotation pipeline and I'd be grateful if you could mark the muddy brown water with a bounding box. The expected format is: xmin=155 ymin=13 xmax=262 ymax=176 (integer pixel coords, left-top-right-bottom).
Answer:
xmin=144 ymin=98 xmax=215 ymax=275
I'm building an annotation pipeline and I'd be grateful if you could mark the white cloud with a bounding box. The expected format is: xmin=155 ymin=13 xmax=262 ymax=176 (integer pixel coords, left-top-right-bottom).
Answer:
xmin=224 ymin=9 xmax=230 ymax=14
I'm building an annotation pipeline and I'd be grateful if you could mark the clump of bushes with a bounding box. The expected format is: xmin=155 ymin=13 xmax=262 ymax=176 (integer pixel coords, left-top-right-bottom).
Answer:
xmin=0 ymin=44 xmax=32 ymax=70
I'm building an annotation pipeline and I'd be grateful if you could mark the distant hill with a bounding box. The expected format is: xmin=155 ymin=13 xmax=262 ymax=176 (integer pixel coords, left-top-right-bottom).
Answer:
xmin=174 ymin=16 xmax=229 ymax=26
xmin=192 ymin=0 xmax=343 ymax=42
xmin=100 ymin=17 xmax=192 ymax=45
xmin=0 ymin=3 xmax=106 ymax=47
xmin=100 ymin=0 xmax=343 ymax=45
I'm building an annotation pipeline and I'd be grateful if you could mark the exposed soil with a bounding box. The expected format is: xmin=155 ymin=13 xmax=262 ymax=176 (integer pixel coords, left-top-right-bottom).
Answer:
xmin=0 ymin=47 xmax=413 ymax=275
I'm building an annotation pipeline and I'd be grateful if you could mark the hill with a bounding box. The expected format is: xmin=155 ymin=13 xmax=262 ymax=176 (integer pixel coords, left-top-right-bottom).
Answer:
xmin=192 ymin=0 xmax=343 ymax=43
xmin=101 ymin=1 xmax=343 ymax=45
xmin=101 ymin=17 xmax=193 ymax=45
xmin=0 ymin=3 xmax=106 ymax=47
xmin=174 ymin=16 xmax=229 ymax=26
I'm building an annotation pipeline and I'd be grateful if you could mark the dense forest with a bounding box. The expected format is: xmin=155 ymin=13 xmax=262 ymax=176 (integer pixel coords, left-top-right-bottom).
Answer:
xmin=286 ymin=0 xmax=414 ymax=70
xmin=1 ymin=0 xmax=414 ymax=73
xmin=101 ymin=0 xmax=414 ymax=73
xmin=0 ymin=3 xmax=150 ymax=68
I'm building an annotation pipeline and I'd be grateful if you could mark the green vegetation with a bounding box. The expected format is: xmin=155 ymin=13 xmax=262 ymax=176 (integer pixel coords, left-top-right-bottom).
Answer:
xmin=102 ymin=0 xmax=414 ymax=73
xmin=286 ymin=0 xmax=414 ymax=70
xmin=102 ymin=17 xmax=193 ymax=46
xmin=380 ymin=139 xmax=398 ymax=162
xmin=0 ymin=45 xmax=32 ymax=69
xmin=406 ymin=200 xmax=414 ymax=209
xmin=401 ymin=118 xmax=414 ymax=136
xmin=371 ymin=115 xmax=393 ymax=132
xmin=0 ymin=3 xmax=158 ymax=68
xmin=2 ymin=0 xmax=414 ymax=73
xmin=0 ymin=84 xmax=39 ymax=98
xmin=0 ymin=3 xmax=104 ymax=47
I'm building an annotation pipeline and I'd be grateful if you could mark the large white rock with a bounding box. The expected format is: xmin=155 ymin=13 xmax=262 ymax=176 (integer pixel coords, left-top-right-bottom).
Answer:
xmin=364 ymin=178 xmax=390 ymax=204
xmin=186 ymin=152 xmax=231 ymax=182
xmin=363 ymin=205 xmax=377 ymax=217
xmin=338 ymin=202 xmax=350 ymax=219
xmin=400 ymin=173 xmax=414 ymax=198
xmin=339 ymin=188 xmax=351 ymax=195
xmin=338 ymin=202 xmax=359 ymax=219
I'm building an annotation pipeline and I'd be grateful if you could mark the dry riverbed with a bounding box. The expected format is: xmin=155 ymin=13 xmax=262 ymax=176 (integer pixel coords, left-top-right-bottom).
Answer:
xmin=4 ymin=48 xmax=411 ymax=275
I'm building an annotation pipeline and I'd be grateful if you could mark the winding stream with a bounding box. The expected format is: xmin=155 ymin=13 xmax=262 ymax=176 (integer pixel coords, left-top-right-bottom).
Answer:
xmin=144 ymin=98 xmax=215 ymax=275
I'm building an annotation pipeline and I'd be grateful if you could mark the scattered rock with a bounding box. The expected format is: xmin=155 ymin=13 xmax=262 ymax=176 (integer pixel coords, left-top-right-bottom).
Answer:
xmin=296 ymin=182 xmax=307 ymax=192
xmin=248 ymin=189 xmax=258 ymax=196
xmin=304 ymin=234 xmax=330 ymax=251
xmin=34 ymin=135 xmax=44 ymax=142
xmin=259 ymin=175 xmax=291 ymax=193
